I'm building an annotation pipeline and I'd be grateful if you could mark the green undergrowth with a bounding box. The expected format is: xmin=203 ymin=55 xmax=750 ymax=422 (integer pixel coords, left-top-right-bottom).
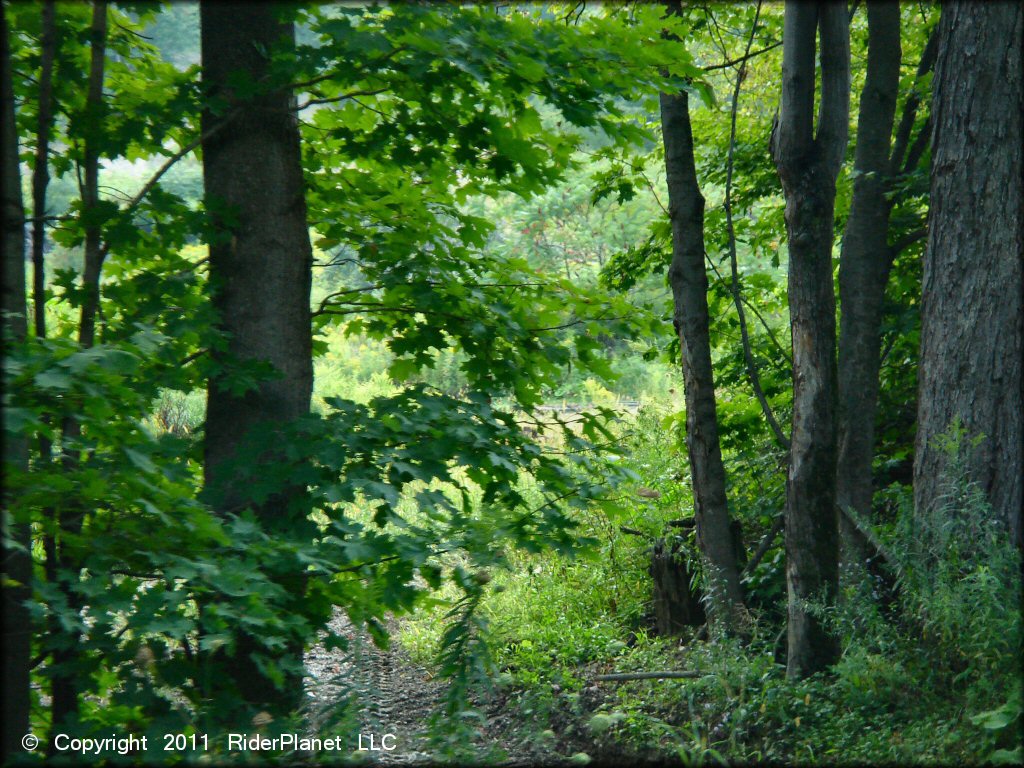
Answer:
xmin=397 ymin=420 xmax=1022 ymax=765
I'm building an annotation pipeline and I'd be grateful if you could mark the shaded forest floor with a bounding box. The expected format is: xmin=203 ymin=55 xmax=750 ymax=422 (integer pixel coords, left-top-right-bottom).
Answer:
xmin=304 ymin=610 xmax=635 ymax=766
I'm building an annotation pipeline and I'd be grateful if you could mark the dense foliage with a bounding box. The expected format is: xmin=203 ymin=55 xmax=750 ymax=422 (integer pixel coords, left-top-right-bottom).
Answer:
xmin=2 ymin=2 xmax=1020 ymax=765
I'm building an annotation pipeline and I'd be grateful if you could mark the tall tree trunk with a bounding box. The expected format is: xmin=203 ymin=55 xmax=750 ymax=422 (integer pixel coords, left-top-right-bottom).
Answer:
xmin=1 ymin=3 xmax=33 ymax=759
xmin=50 ymin=1 xmax=107 ymax=734
xmin=30 ymin=3 xmax=58 ymax=655
xmin=76 ymin=0 xmax=107 ymax=350
xmin=200 ymin=2 xmax=314 ymax=712
xmin=914 ymin=2 xmax=1023 ymax=546
xmin=660 ymin=86 xmax=746 ymax=635
xmin=771 ymin=1 xmax=849 ymax=678
xmin=835 ymin=1 xmax=901 ymax=567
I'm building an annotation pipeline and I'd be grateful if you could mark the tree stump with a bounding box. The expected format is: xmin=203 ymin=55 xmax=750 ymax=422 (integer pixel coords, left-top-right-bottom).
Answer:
xmin=650 ymin=538 xmax=705 ymax=635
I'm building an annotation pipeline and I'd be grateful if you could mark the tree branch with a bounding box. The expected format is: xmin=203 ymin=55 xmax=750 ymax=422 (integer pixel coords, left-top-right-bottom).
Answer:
xmin=877 ymin=331 xmax=899 ymax=369
xmin=312 ymin=301 xmax=471 ymax=324
xmin=89 ymin=111 xmax=239 ymax=269
xmin=313 ymin=284 xmax=385 ymax=315
xmin=888 ymin=26 xmax=938 ymax=176
xmin=295 ymin=86 xmax=389 ymax=111
xmin=723 ymin=1 xmax=791 ymax=452
xmin=839 ymin=505 xmax=901 ymax=577
xmin=595 ymin=671 xmax=701 ymax=682
xmin=900 ymin=114 xmax=931 ymax=176
xmin=888 ymin=226 xmax=927 ymax=258
xmin=178 ymin=348 xmax=208 ymax=367
xmin=130 ymin=118 xmax=237 ymax=224
xmin=286 ymin=45 xmax=409 ymax=92
xmin=705 ymin=257 xmax=792 ymax=367
xmin=528 ymin=313 xmax=623 ymax=333
xmin=702 ymin=41 xmax=782 ymax=73
xmin=741 ymin=512 xmax=784 ymax=576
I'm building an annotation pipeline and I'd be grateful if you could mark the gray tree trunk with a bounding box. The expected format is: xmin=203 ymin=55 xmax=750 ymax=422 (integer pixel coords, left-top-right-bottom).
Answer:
xmin=836 ymin=1 xmax=901 ymax=568
xmin=772 ymin=1 xmax=850 ymax=678
xmin=1 ymin=4 xmax=32 ymax=758
xmin=659 ymin=86 xmax=747 ymax=635
xmin=914 ymin=1 xmax=1023 ymax=546
xmin=200 ymin=2 xmax=315 ymax=711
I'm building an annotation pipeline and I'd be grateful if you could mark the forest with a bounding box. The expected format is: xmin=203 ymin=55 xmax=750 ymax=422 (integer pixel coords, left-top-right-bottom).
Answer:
xmin=1 ymin=1 xmax=1021 ymax=765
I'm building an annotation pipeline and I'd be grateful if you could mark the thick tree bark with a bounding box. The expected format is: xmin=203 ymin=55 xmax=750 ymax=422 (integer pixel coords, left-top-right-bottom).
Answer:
xmin=200 ymin=2 xmax=314 ymax=711
xmin=660 ymin=87 xmax=747 ymax=634
xmin=1 ymin=3 xmax=33 ymax=759
xmin=914 ymin=2 xmax=1023 ymax=546
xmin=772 ymin=2 xmax=849 ymax=678
xmin=836 ymin=1 xmax=901 ymax=567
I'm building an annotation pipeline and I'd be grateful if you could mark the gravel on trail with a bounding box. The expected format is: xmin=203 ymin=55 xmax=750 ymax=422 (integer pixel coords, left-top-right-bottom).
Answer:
xmin=304 ymin=609 xmax=442 ymax=764
xmin=302 ymin=609 xmax=609 ymax=766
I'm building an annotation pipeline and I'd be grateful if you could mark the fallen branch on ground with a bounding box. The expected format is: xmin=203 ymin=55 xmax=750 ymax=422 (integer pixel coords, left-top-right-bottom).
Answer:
xmin=594 ymin=671 xmax=701 ymax=682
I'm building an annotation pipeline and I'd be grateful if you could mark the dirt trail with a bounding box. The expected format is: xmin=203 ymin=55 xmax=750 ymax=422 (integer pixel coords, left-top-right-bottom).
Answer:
xmin=303 ymin=609 xmax=593 ymax=766
xmin=304 ymin=610 xmax=436 ymax=763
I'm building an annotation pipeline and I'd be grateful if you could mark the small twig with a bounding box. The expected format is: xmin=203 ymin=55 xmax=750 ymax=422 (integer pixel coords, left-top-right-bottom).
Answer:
xmin=561 ymin=1 xmax=584 ymax=25
xmin=702 ymin=41 xmax=782 ymax=73
xmin=702 ymin=6 xmax=730 ymax=63
xmin=295 ymin=86 xmax=389 ymax=111
xmin=635 ymin=166 xmax=669 ymax=217
xmin=529 ymin=311 xmax=623 ymax=334
xmin=313 ymin=284 xmax=386 ymax=314
xmin=705 ymin=256 xmax=792 ymax=367
xmin=313 ymin=257 xmax=359 ymax=269
xmin=311 ymin=301 xmax=469 ymax=323
xmin=287 ymin=45 xmax=409 ymax=92
xmin=350 ymin=96 xmax=388 ymax=120
xmin=114 ymin=20 xmax=152 ymax=40
xmin=877 ymin=331 xmax=899 ymax=369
